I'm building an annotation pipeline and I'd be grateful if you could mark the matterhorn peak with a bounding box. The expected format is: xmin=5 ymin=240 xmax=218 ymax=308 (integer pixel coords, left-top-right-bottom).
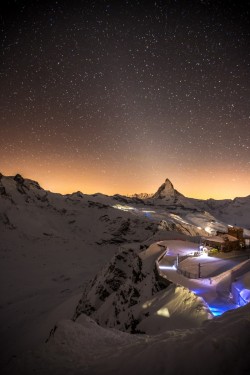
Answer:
xmin=152 ymin=178 xmax=183 ymax=200
xmin=164 ymin=178 xmax=174 ymax=188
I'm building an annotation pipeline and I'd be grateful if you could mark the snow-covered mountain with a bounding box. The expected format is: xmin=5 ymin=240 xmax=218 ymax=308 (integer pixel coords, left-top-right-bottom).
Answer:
xmin=0 ymin=173 xmax=207 ymax=365
xmin=139 ymin=177 xmax=250 ymax=229
xmin=1 ymin=172 xmax=250 ymax=373
xmin=197 ymin=196 xmax=250 ymax=228
xmin=152 ymin=178 xmax=183 ymax=200
xmin=74 ymin=243 xmax=210 ymax=334
xmin=5 ymin=244 xmax=250 ymax=375
xmin=0 ymin=173 xmax=160 ymax=244
xmin=11 ymin=302 xmax=250 ymax=375
xmin=0 ymin=173 xmax=159 ymax=367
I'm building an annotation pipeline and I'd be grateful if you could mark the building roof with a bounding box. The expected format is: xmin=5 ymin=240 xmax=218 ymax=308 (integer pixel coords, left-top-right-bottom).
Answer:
xmin=203 ymin=234 xmax=239 ymax=243
xmin=228 ymin=225 xmax=243 ymax=231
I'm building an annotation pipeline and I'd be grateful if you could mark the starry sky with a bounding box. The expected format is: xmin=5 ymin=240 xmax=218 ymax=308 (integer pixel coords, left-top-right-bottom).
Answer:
xmin=1 ymin=0 xmax=250 ymax=199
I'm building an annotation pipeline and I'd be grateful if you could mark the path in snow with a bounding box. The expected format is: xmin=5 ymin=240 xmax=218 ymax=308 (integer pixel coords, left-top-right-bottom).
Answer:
xmin=156 ymin=240 xmax=239 ymax=316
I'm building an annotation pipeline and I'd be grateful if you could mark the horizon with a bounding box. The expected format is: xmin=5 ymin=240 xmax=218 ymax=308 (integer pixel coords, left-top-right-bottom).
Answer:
xmin=1 ymin=1 xmax=249 ymax=202
xmin=1 ymin=170 xmax=249 ymax=200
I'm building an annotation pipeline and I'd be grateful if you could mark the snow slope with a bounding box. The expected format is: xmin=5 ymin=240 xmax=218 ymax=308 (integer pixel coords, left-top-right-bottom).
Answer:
xmin=74 ymin=243 xmax=210 ymax=334
xmin=0 ymin=174 xmax=158 ymax=365
xmin=146 ymin=178 xmax=250 ymax=229
xmin=6 ymin=239 xmax=249 ymax=374
xmin=7 ymin=291 xmax=250 ymax=375
xmin=113 ymin=177 xmax=250 ymax=231
xmin=1 ymin=173 xmax=249 ymax=372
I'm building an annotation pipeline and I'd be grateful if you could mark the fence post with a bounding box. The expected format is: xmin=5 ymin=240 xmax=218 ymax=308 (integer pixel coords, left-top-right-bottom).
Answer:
xmin=198 ymin=263 xmax=201 ymax=278
xmin=176 ymin=253 xmax=179 ymax=267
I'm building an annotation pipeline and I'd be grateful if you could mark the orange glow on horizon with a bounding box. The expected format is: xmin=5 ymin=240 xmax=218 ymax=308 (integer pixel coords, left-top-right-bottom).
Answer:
xmin=2 ymin=160 xmax=250 ymax=200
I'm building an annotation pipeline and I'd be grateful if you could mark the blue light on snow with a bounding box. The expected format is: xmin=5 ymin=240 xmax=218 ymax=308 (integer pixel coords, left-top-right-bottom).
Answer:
xmin=190 ymin=288 xmax=241 ymax=317
xmin=207 ymin=302 xmax=239 ymax=317
xmin=190 ymin=288 xmax=203 ymax=296
xmin=208 ymin=305 xmax=232 ymax=317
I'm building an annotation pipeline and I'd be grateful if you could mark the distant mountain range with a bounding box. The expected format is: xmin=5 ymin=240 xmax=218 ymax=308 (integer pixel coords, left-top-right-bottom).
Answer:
xmin=1 ymin=173 xmax=250 ymax=230
xmin=131 ymin=177 xmax=250 ymax=229
xmin=1 ymin=172 xmax=250 ymax=370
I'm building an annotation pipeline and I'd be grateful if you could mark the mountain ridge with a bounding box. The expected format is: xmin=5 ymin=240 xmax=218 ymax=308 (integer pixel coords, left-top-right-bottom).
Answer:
xmin=152 ymin=178 xmax=183 ymax=200
xmin=1 ymin=173 xmax=250 ymax=229
xmin=1 ymin=172 xmax=250 ymax=201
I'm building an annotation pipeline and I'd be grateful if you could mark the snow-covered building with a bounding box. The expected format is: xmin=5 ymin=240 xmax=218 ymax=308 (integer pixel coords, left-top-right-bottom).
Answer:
xmin=204 ymin=234 xmax=240 ymax=252
xmin=228 ymin=226 xmax=245 ymax=246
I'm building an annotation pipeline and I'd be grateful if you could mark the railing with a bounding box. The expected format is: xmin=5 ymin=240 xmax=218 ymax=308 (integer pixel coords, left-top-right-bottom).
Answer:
xmin=155 ymin=248 xmax=173 ymax=286
xmin=155 ymin=248 xmax=201 ymax=279
xmin=155 ymin=247 xmax=200 ymax=282
xmin=176 ymin=254 xmax=200 ymax=279
xmin=176 ymin=268 xmax=199 ymax=279
xmin=155 ymin=245 xmax=250 ymax=282
xmin=178 ymin=255 xmax=191 ymax=263
xmin=155 ymin=243 xmax=250 ymax=313
xmin=157 ymin=249 xmax=168 ymax=263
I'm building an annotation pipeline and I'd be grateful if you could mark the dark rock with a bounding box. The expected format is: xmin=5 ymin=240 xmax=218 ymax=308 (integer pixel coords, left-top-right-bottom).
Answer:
xmin=0 ymin=186 xmax=7 ymax=195
xmin=97 ymin=285 xmax=110 ymax=301
xmin=88 ymin=201 xmax=109 ymax=209
xmin=1 ymin=213 xmax=16 ymax=229
xmin=152 ymin=178 xmax=183 ymax=200
xmin=14 ymin=174 xmax=24 ymax=184
xmin=45 ymin=325 xmax=58 ymax=343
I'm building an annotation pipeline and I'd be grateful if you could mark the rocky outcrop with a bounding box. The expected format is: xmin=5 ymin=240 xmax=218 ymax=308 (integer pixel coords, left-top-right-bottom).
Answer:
xmin=73 ymin=246 xmax=170 ymax=333
xmin=14 ymin=173 xmax=25 ymax=184
xmin=0 ymin=175 xmax=7 ymax=196
xmin=152 ymin=178 xmax=183 ymax=200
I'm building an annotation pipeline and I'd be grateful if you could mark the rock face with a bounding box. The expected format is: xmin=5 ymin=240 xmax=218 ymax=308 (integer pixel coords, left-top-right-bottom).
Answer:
xmin=73 ymin=244 xmax=210 ymax=335
xmin=152 ymin=178 xmax=183 ymax=200
xmin=14 ymin=174 xmax=25 ymax=184
xmin=131 ymin=193 xmax=153 ymax=199
xmin=74 ymin=247 xmax=169 ymax=334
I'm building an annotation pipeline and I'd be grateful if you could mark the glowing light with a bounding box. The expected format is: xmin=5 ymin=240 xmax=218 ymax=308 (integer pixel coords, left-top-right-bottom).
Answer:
xmin=205 ymin=226 xmax=216 ymax=234
xmin=158 ymin=265 xmax=176 ymax=270
xmin=169 ymin=214 xmax=180 ymax=219
xmin=199 ymin=251 xmax=208 ymax=257
xmin=190 ymin=288 xmax=203 ymax=295
xmin=112 ymin=204 xmax=135 ymax=211
xmin=207 ymin=302 xmax=238 ymax=317
xmin=156 ymin=307 xmax=170 ymax=318
xmin=142 ymin=301 xmax=152 ymax=309
xmin=169 ymin=213 xmax=189 ymax=224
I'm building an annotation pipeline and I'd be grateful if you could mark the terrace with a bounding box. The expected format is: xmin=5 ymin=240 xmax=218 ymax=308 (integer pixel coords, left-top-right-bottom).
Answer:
xmin=156 ymin=240 xmax=250 ymax=316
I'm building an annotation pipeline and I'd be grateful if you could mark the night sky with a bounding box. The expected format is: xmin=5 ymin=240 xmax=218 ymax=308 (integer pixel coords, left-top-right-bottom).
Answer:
xmin=1 ymin=0 xmax=250 ymax=198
